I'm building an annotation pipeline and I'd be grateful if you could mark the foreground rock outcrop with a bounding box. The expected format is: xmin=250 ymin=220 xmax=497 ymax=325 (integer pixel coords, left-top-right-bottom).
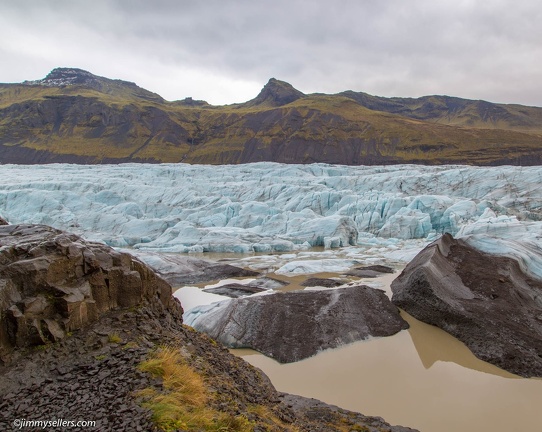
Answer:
xmin=185 ymin=285 xmax=409 ymax=363
xmin=0 ymin=224 xmax=179 ymax=364
xmin=0 ymin=224 xmax=417 ymax=431
xmin=1 ymin=306 xmax=417 ymax=432
xmin=391 ymin=233 xmax=542 ymax=377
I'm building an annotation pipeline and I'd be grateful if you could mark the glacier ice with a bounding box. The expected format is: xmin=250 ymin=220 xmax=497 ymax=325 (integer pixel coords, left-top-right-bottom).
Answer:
xmin=275 ymin=259 xmax=362 ymax=275
xmin=457 ymin=217 xmax=542 ymax=280
xmin=0 ymin=163 xmax=540 ymax=276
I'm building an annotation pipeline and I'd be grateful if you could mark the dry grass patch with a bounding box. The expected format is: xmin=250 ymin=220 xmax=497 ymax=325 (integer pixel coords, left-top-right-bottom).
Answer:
xmin=107 ymin=333 xmax=122 ymax=344
xmin=137 ymin=346 xmax=252 ymax=431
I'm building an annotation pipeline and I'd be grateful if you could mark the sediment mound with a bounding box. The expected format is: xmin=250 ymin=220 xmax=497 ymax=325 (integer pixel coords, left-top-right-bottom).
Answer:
xmin=186 ymin=285 xmax=409 ymax=363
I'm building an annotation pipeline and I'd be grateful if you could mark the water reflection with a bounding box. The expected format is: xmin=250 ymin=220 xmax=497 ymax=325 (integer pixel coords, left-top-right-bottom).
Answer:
xmin=402 ymin=311 xmax=518 ymax=378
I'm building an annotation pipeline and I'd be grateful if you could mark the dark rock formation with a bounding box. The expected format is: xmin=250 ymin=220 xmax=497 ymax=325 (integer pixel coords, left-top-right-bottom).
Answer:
xmin=346 ymin=264 xmax=395 ymax=278
xmin=300 ymin=277 xmax=344 ymax=288
xmin=125 ymin=251 xmax=261 ymax=287
xmin=346 ymin=269 xmax=387 ymax=278
xmin=203 ymin=283 xmax=267 ymax=298
xmin=391 ymin=233 xmax=542 ymax=378
xmin=186 ymin=285 xmax=409 ymax=363
xmin=0 ymin=224 xmax=181 ymax=364
xmin=360 ymin=264 xmax=395 ymax=273
xmin=0 ymin=215 xmax=8 ymax=225
xmin=172 ymin=262 xmax=260 ymax=285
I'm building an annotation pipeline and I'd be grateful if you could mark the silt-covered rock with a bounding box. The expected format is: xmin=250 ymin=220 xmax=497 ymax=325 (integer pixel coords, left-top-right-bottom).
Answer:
xmin=391 ymin=233 xmax=542 ymax=377
xmin=186 ymin=285 xmax=408 ymax=363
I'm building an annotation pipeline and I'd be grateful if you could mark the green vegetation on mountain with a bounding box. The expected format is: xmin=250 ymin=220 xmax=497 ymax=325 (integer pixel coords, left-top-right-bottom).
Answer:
xmin=1 ymin=68 xmax=541 ymax=165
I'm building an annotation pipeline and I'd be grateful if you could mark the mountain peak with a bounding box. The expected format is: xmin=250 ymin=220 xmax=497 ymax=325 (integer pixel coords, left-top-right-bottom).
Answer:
xmin=45 ymin=67 xmax=97 ymax=82
xmin=24 ymin=67 xmax=114 ymax=88
xmin=22 ymin=67 xmax=163 ymax=102
xmin=244 ymin=78 xmax=305 ymax=107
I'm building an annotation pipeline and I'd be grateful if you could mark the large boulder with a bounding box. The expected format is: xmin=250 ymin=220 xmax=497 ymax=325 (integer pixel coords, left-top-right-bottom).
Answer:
xmin=185 ymin=285 xmax=408 ymax=363
xmin=0 ymin=224 xmax=182 ymax=364
xmin=391 ymin=233 xmax=542 ymax=377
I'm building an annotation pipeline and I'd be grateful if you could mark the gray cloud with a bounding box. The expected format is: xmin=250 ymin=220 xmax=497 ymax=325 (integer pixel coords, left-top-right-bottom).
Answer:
xmin=1 ymin=0 xmax=541 ymax=106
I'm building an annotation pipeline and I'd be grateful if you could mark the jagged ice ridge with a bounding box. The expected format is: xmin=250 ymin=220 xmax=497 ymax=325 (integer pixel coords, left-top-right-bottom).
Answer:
xmin=0 ymin=162 xmax=541 ymax=278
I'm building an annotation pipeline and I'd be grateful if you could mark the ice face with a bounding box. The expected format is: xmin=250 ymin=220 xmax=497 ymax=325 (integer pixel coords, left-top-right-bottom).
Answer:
xmin=0 ymin=163 xmax=540 ymax=268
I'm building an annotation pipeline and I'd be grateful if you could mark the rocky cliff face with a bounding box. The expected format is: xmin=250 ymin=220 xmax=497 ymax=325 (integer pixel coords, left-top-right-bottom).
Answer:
xmin=391 ymin=233 xmax=542 ymax=377
xmin=1 ymin=68 xmax=542 ymax=166
xmin=0 ymin=224 xmax=180 ymax=364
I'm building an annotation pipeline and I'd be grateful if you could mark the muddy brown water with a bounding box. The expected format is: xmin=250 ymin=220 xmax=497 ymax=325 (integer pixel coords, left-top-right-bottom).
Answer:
xmin=228 ymin=271 xmax=542 ymax=432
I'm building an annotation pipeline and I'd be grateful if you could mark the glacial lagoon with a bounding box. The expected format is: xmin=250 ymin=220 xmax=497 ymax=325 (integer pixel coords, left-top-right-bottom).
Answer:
xmin=172 ymin=252 xmax=542 ymax=432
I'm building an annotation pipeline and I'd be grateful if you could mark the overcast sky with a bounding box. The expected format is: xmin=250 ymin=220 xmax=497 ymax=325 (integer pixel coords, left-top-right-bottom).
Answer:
xmin=2 ymin=0 xmax=541 ymax=106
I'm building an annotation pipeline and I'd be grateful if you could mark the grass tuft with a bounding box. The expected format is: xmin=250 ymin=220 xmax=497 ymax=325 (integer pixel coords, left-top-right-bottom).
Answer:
xmin=108 ymin=333 xmax=122 ymax=344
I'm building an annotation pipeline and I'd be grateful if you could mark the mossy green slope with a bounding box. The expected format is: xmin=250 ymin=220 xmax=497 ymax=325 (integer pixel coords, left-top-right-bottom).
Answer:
xmin=1 ymin=68 xmax=541 ymax=165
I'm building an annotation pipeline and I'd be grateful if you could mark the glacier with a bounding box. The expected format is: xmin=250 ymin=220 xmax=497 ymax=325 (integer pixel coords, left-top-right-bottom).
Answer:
xmin=0 ymin=162 xmax=541 ymax=277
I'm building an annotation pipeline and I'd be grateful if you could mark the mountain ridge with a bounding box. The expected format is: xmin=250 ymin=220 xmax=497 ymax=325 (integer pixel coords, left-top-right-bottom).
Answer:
xmin=339 ymin=90 xmax=542 ymax=132
xmin=1 ymin=67 xmax=541 ymax=165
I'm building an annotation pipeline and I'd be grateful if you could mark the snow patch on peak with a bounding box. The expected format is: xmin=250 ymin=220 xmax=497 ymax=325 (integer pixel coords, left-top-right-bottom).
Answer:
xmin=22 ymin=67 xmax=137 ymax=89
xmin=24 ymin=68 xmax=97 ymax=87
